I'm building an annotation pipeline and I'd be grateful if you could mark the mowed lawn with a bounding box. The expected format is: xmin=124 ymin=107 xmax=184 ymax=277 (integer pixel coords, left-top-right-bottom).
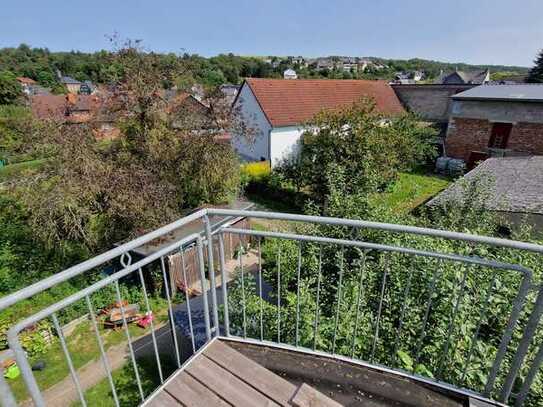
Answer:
xmin=370 ymin=171 xmax=451 ymax=214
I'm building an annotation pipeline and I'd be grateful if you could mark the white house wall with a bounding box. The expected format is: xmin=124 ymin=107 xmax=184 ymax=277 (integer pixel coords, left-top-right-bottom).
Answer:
xmin=231 ymin=83 xmax=271 ymax=161
xmin=270 ymin=126 xmax=305 ymax=167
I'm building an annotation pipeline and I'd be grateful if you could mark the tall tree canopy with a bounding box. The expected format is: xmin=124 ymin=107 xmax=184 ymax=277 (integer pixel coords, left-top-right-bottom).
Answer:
xmin=527 ymin=48 xmax=543 ymax=83
xmin=0 ymin=71 xmax=22 ymax=105
xmin=11 ymin=41 xmax=241 ymax=251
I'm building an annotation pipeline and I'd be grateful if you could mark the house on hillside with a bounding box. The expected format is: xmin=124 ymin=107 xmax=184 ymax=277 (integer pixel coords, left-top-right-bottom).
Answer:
xmin=445 ymin=84 xmax=543 ymax=167
xmin=283 ymin=69 xmax=297 ymax=79
xmin=428 ymin=156 xmax=543 ymax=233
xmin=219 ymin=84 xmax=240 ymax=105
xmin=16 ymin=77 xmax=37 ymax=95
xmin=166 ymin=91 xmax=211 ymax=130
xmin=60 ymin=76 xmax=82 ymax=94
xmin=30 ymin=93 xmax=118 ymax=139
xmin=439 ymin=69 xmax=490 ymax=85
xmin=231 ymin=78 xmax=405 ymax=166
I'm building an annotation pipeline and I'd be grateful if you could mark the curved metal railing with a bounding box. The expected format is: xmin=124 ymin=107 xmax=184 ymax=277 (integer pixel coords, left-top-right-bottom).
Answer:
xmin=0 ymin=209 xmax=542 ymax=406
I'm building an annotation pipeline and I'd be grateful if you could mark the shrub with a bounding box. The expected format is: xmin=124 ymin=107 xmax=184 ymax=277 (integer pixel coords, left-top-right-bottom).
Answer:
xmin=240 ymin=161 xmax=271 ymax=185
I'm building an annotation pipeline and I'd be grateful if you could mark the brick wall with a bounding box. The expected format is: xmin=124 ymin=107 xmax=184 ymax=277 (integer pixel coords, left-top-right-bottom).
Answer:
xmin=445 ymin=118 xmax=543 ymax=160
xmin=508 ymin=122 xmax=543 ymax=155
xmin=445 ymin=118 xmax=492 ymax=160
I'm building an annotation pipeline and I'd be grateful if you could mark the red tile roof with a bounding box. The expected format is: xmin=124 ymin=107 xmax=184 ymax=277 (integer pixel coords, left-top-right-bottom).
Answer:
xmin=30 ymin=94 xmax=104 ymax=122
xmin=244 ymin=78 xmax=405 ymax=127
xmin=30 ymin=94 xmax=66 ymax=120
xmin=16 ymin=77 xmax=37 ymax=85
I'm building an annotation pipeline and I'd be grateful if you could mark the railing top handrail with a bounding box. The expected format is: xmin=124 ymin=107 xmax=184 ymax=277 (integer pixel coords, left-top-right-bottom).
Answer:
xmin=209 ymin=209 xmax=543 ymax=254
xmin=0 ymin=209 xmax=208 ymax=311
xmin=1 ymin=207 xmax=541 ymax=312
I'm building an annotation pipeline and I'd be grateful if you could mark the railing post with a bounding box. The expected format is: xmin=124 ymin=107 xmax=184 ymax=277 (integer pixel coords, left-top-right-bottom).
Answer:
xmin=203 ymin=214 xmax=220 ymax=336
xmin=0 ymin=368 xmax=17 ymax=407
xmin=218 ymin=233 xmax=230 ymax=336
xmin=7 ymin=329 xmax=45 ymax=407
xmin=196 ymin=236 xmax=212 ymax=341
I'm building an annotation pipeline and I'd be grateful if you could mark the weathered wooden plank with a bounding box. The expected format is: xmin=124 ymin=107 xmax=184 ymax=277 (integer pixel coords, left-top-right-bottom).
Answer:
xmin=204 ymin=340 xmax=297 ymax=406
xmin=290 ymin=383 xmax=343 ymax=407
xmin=186 ymin=354 xmax=280 ymax=406
xmin=146 ymin=389 xmax=181 ymax=407
xmin=166 ymin=372 xmax=231 ymax=407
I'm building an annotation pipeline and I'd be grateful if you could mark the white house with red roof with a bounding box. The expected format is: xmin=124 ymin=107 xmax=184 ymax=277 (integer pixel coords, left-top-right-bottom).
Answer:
xmin=231 ymin=78 xmax=405 ymax=166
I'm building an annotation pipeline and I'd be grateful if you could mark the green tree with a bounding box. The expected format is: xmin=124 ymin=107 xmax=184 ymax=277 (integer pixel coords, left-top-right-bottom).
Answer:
xmin=0 ymin=71 xmax=22 ymax=105
xmin=12 ymin=40 xmax=240 ymax=251
xmin=527 ymin=48 xmax=543 ymax=83
xmin=277 ymin=99 xmax=437 ymax=205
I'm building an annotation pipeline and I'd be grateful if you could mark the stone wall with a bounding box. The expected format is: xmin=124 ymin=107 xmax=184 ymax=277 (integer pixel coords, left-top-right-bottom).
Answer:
xmin=391 ymin=84 xmax=475 ymax=122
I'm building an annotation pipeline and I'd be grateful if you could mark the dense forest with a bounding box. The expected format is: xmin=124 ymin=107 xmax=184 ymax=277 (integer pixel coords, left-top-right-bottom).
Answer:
xmin=0 ymin=44 xmax=530 ymax=91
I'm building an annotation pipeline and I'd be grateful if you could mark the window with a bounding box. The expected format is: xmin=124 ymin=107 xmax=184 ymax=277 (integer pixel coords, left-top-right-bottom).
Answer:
xmin=488 ymin=122 xmax=512 ymax=149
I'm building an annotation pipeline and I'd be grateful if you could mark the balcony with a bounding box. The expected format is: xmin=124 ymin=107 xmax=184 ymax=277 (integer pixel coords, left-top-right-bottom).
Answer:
xmin=1 ymin=209 xmax=543 ymax=406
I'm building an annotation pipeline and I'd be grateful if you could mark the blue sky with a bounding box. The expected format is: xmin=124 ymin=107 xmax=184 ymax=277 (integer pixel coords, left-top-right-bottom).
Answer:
xmin=1 ymin=0 xmax=542 ymax=67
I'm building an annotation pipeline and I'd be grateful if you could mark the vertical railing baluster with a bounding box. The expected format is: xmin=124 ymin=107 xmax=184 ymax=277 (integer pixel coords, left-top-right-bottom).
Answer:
xmin=160 ymin=256 xmax=181 ymax=368
xmin=239 ymin=241 xmax=247 ymax=338
xmin=295 ymin=241 xmax=302 ymax=347
xmin=499 ymin=283 xmax=543 ymax=402
xmin=437 ymin=266 xmax=468 ymax=379
xmin=351 ymin=253 xmax=366 ymax=358
xmin=332 ymin=246 xmax=345 ymax=355
xmin=203 ymin=215 xmax=220 ymax=336
xmin=414 ymin=261 xmax=440 ymax=370
xmin=51 ymin=313 xmax=86 ymax=407
xmin=137 ymin=267 xmax=164 ymax=383
xmin=313 ymin=245 xmax=323 ymax=351
xmin=114 ymin=281 xmax=145 ymax=402
xmin=370 ymin=256 xmax=388 ymax=363
xmin=196 ymin=237 xmax=212 ymax=342
xmin=461 ymin=273 xmax=496 ymax=384
xmin=484 ymin=273 xmax=532 ymax=398
xmin=392 ymin=259 xmax=414 ymax=367
xmin=86 ymin=295 xmax=120 ymax=407
xmin=277 ymin=247 xmax=282 ymax=343
xmin=180 ymin=248 xmax=196 ymax=352
xmin=258 ymin=237 xmax=264 ymax=341
xmin=515 ymin=338 xmax=543 ymax=407
xmin=218 ymin=233 xmax=230 ymax=337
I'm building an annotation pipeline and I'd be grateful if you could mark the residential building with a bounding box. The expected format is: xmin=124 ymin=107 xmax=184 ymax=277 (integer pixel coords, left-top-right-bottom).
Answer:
xmin=30 ymin=93 xmax=118 ymax=139
xmin=60 ymin=75 xmax=82 ymax=94
xmin=16 ymin=77 xmax=37 ymax=94
xmin=444 ymin=84 xmax=543 ymax=165
xmin=283 ymin=69 xmax=297 ymax=79
xmin=391 ymin=83 xmax=476 ymax=123
xmin=439 ymin=69 xmax=490 ymax=85
xmin=219 ymin=84 xmax=240 ymax=105
xmin=231 ymin=78 xmax=405 ymax=166
xmin=166 ymin=91 xmax=211 ymax=130
xmin=429 ymin=156 xmax=543 ymax=232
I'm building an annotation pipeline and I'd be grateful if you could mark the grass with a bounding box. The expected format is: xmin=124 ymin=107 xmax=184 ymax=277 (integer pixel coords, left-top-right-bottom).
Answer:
xmin=7 ymin=297 xmax=170 ymax=402
xmin=0 ymin=159 xmax=47 ymax=182
xmin=370 ymin=170 xmax=451 ymax=214
xmin=72 ymin=355 xmax=177 ymax=407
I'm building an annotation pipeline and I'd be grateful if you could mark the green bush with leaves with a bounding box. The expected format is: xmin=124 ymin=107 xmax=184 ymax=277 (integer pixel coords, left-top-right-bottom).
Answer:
xmin=277 ymin=99 xmax=437 ymax=204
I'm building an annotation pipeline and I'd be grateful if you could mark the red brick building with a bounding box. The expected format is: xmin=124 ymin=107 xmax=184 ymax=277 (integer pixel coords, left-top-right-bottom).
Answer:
xmin=445 ymin=85 xmax=543 ymax=167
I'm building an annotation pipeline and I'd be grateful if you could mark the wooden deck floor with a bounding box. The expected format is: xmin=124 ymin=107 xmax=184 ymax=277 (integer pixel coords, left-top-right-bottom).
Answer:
xmin=145 ymin=339 xmax=341 ymax=406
